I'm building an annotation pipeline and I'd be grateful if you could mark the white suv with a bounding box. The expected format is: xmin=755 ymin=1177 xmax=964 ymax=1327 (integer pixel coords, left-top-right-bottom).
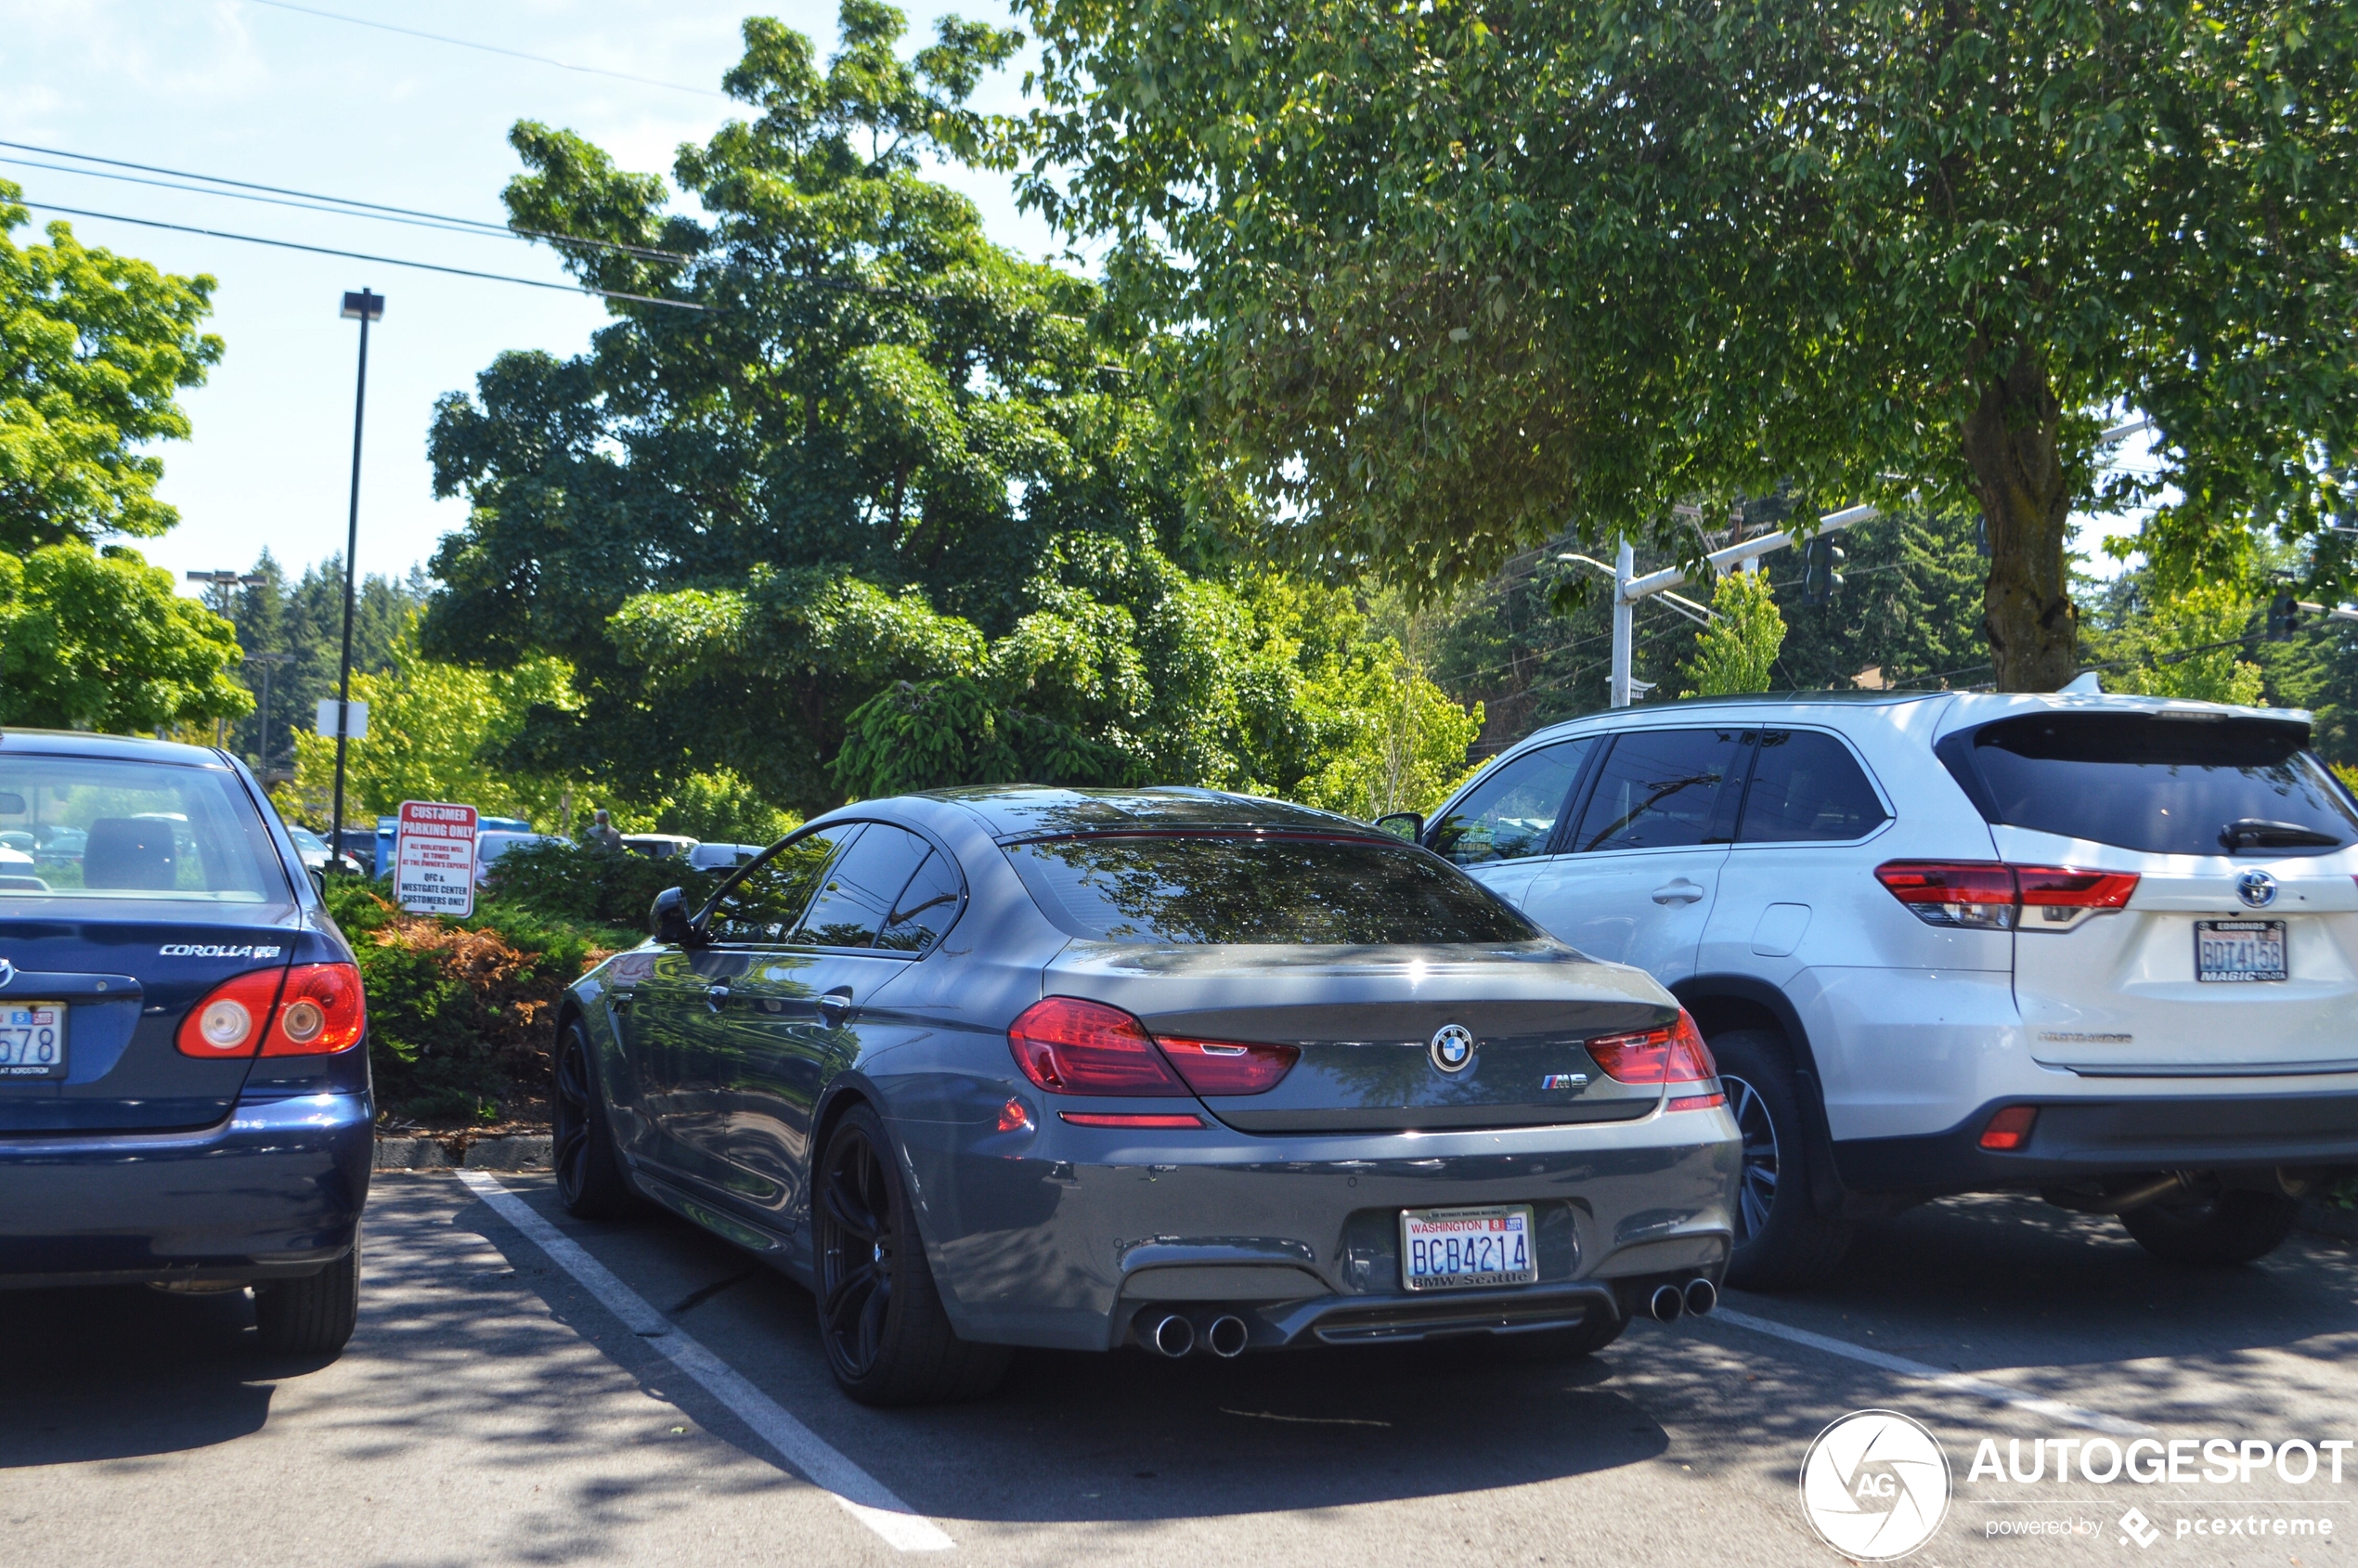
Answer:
xmin=1400 ymin=692 xmax=2358 ymax=1289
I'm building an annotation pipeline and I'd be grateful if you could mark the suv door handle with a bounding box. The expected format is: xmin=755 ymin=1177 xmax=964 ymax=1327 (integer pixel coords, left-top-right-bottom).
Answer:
xmin=706 ymin=983 xmax=732 ymax=1011
xmin=817 ymin=987 xmax=855 ymax=1026
xmin=1651 ymin=880 xmax=1706 ymax=905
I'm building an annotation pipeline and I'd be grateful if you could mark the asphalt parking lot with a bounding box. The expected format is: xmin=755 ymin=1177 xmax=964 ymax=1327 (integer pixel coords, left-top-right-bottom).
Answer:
xmin=7 ymin=1174 xmax=2355 ymax=1567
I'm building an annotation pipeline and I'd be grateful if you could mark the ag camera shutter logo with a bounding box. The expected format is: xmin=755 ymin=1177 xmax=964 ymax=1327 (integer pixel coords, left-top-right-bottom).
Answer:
xmin=1799 ymin=1409 xmax=1951 ymax=1561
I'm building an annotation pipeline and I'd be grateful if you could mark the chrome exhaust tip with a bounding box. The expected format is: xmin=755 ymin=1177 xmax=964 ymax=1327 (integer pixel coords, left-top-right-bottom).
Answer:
xmin=1206 ymin=1315 xmax=1250 ymax=1358
xmin=1683 ymin=1277 xmax=1717 ymax=1317
xmin=1149 ymin=1313 xmax=1196 ymax=1357
xmin=1648 ymin=1284 xmax=1687 ymax=1323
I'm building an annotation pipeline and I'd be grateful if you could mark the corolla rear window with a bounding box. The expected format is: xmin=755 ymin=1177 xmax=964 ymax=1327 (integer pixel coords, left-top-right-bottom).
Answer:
xmin=0 ymin=757 xmax=288 ymax=901
xmin=1004 ymin=834 xmax=1541 ymax=945
xmin=1937 ymin=714 xmax=2358 ymax=857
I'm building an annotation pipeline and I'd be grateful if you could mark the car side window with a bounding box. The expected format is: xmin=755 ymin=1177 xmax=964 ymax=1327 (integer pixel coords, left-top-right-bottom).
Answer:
xmin=1428 ymin=737 xmax=1599 ymax=865
xmin=1737 ymin=731 xmax=1889 ymax=842
xmin=876 ymin=850 xmax=963 ymax=954
xmin=1569 ymin=728 xmax=1748 ymax=852
xmin=707 ymin=826 xmax=855 ymax=944
xmin=791 ymin=824 xmax=935 ymax=949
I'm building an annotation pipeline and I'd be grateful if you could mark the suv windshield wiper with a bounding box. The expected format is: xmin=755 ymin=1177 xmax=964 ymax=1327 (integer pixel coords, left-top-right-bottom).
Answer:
xmin=2220 ymin=818 xmax=2345 ymax=851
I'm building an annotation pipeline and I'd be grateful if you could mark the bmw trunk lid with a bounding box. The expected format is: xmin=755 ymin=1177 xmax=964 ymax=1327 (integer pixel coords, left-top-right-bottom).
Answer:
xmin=1042 ymin=943 xmax=1676 ymax=1133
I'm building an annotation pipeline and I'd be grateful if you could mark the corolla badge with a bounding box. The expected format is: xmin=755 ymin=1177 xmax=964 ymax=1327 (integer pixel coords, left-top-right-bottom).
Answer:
xmin=2236 ymin=869 xmax=2278 ymax=909
xmin=1429 ymin=1024 xmax=1476 ymax=1074
xmin=0 ymin=958 xmax=12 ymax=989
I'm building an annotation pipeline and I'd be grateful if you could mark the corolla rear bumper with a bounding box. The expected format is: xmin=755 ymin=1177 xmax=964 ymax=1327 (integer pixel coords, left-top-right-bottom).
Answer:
xmin=0 ymin=1090 xmax=372 ymax=1289
xmin=895 ymin=1105 xmax=1739 ymax=1353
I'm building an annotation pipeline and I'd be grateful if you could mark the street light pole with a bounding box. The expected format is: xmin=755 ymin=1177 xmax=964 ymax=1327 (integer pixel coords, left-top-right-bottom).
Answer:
xmin=331 ymin=289 xmax=383 ymax=864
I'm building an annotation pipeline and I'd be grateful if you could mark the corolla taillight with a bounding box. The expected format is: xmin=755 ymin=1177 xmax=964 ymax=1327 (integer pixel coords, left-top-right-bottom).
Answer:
xmin=1586 ymin=1011 xmax=1717 ymax=1086
xmin=1155 ymin=1035 xmax=1301 ymax=1095
xmin=261 ymin=963 xmax=367 ymax=1056
xmin=177 ymin=968 xmax=288 ymax=1057
xmin=1008 ymin=997 xmax=1189 ymax=1095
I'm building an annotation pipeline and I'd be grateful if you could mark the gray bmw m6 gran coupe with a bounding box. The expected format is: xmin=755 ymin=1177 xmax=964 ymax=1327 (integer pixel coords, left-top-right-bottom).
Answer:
xmin=551 ymin=787 xmax=1739 ymax=1404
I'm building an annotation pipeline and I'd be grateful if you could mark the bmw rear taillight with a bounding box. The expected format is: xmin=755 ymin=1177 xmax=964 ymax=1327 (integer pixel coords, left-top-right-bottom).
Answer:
xmin=1586 ymin=1010 xmax=1717 ymax=1087
xmin=1007 ymin=997 xmax=1298 ymax=1099
xmin=1875 ymin=862 xmax=2138 ymax=932
xmin=176 ymin=969 xmax=287 ymax=1058
xmin=261 ymin=963 xmax=367 ymax=1056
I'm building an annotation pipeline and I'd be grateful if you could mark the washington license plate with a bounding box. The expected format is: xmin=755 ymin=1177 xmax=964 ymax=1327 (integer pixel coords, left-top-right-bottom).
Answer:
xmin=1400 ymin=1204 xmax=1537 ymax=1291
xmin=0 ymin=1004 xmax=66 ymax=1079
xmin=2196 ymin=920 xmax=2287 ymax=983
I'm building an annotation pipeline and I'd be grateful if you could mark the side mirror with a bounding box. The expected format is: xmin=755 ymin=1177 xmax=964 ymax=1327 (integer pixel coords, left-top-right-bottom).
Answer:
xmin=651 ymin=886 xmax=705 ymax=947
xmin=1374 ymin=811 xmax=1425 ymax=844
xmin=306 ymin=864 xmax=328 ymax=901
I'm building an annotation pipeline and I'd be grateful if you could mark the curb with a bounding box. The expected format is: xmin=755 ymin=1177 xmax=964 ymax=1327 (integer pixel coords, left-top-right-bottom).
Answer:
xmin=374 ymin=1134 xmax=552 ymax=1172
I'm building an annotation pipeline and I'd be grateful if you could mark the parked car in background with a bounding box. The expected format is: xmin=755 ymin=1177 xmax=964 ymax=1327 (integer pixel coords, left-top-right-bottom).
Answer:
xmin=331 ymin=828 xmax=379 ymax=876
xmin=0 ymin=729 xmax=372 ymax=1354
xmin=286 ymin=824 xmax=365 ymax=877
xmin=684 ymin=840 xmax=763 ymax=872
xmin=477 ymin=830 xmax=564 ymax=880
xmin=1404 ymin=690 xmax=2358 ymax=1289
xmin=553 ymin=786 xmax=1738 ymax=1406
xmin=619 ymin=833 xmax=698 ymax=861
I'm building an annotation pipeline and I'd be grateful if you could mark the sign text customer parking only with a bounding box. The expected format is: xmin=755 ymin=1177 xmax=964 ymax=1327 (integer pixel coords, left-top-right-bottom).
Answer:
xmin=395 ymin=801 xmax=478 ymax=917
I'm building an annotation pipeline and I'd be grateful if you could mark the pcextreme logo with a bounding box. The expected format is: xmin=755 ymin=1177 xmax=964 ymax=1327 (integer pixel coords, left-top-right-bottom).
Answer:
xmin=1799 ymin=1409 xmax=1952 ymax=1561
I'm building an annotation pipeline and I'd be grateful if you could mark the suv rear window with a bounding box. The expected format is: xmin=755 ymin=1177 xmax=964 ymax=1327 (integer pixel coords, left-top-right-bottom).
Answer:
xmin=1938 ymin=713 xmax=2358 ymax=856
xmin=0 ymin=756 xmax=289 ymax=901
xmin=1004 ymin=834 xmax=1541 ymax=945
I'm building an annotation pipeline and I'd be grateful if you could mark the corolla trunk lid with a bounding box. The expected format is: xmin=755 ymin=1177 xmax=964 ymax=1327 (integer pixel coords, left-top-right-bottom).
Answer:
xmin=1043 ymin=942 xmax=1676 ymax=1133
xmin=0 ymin=907 xmax=296 ymax=1133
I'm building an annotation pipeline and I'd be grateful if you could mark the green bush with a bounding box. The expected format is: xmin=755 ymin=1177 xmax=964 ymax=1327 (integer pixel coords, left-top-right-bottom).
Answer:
xmin=481 ymin=837 xmax=727 ymax=930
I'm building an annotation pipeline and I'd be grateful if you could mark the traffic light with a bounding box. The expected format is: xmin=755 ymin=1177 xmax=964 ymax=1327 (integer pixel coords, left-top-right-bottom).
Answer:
xmin=1803 ymin=536 xmax=1846 ymax=605
xmin=2266 ymin=590 xmax=2303 ymax=641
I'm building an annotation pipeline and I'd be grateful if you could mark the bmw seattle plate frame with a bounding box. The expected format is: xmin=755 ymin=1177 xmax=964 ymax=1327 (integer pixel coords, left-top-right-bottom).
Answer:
xmin=1399 ymin=1203 xmax=1538 ymax=1291
xmin=0 ymin=1002 xmax=67 ymax=1079
xmin=2195 ymin=918 xmax=2287 ymax=983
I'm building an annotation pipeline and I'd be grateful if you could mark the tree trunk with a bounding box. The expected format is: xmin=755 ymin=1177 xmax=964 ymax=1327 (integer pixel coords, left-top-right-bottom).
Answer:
xmin=1961 ymin=346 xmax=2079 ymax=692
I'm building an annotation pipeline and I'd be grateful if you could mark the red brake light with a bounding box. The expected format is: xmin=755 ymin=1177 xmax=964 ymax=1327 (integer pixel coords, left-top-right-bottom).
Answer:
xmin=1008 ymin=997 xmax=1188 ymax=1095
xmin=1876 ymin=862 xmax=2138 ymax=931
xmin=1979 ymin=1105 xmax=2038 ymax=1151
xmin=260 ymin=963 xmax=367 ymax=1056
xmin=1587 ymin=1011 xmax=1717 ymax=1085
xmin=177 ymin=968 xmax=286 ymax=1058
xmin=1155 ymin=1036 xmax=1301 ymax=1095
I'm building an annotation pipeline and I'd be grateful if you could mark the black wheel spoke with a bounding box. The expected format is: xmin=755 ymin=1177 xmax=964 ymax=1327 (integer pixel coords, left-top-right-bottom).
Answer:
xmin=816 ymin=1125 xmax=902 ymax=1380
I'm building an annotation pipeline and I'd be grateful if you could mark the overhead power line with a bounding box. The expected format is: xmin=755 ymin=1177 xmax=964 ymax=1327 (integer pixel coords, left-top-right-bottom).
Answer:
xmin=13 ymin=200 xmax=709 ymax=311
xmin=237 ymin=0 xmax=732 ymax=99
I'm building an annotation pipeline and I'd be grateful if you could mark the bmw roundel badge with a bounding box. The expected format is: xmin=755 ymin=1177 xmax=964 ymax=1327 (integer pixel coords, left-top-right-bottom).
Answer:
xmin=1429 ymin=1023 xmax=1475 ymax=1074
xmin=2237 ymin=868 xmax=2278 ymax=909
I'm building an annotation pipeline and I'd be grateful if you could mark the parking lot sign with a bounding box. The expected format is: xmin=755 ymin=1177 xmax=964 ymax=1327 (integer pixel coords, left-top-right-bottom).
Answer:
xmin=394 ymin=801 xmax=478 ymax=917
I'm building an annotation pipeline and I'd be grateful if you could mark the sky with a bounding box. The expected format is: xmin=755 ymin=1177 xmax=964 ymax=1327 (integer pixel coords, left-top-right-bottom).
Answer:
xmin=1 ymin=0 xmax=1056 ymax=599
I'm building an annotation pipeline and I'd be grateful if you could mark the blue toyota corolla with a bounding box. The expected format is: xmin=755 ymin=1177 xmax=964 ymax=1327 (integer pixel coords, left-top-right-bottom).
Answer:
xmin=0 ymin=729 xmax=371 ymax=1354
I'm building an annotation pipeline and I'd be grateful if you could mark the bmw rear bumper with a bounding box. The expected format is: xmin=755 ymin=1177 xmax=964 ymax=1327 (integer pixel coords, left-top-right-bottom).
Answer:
xmin=0 ymin=1090 xmax=372 ymax=1289
xmin=897 ymin=1106 xmax=1739 ymax=1353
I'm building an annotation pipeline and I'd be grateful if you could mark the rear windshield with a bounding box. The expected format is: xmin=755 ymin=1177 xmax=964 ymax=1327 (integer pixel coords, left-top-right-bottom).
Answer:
xmin=0 ymin=755 xmax=289 ymax=901
xmin=1939 ymin=714 xmax=2358 ymax=856
xmin=1004 ymin=834 xmax=1542 ymax=945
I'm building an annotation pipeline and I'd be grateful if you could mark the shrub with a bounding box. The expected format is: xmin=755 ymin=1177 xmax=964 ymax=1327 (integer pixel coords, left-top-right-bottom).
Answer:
xmin=481 ymin=836 xmax=728 ymax=929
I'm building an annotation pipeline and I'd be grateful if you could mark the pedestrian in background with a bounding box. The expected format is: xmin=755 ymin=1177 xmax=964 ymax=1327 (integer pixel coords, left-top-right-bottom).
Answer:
xmin=587 ymin=809 xmax=623 ymax=851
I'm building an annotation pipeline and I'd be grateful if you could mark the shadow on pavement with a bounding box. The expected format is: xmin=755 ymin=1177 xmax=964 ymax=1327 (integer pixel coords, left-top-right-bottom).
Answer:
xmin=0 ymin=1285 xmax=281 ymax=1465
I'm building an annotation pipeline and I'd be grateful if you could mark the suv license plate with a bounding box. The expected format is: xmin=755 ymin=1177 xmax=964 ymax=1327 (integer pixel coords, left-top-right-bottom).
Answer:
xmin=2196 ymin=920 xmax=2287 ymax=983
xmin=1400 ymin=1204 xmax=1537 ymax=1291
xmin=0 ymin=1003 xmax=67 ymax=1079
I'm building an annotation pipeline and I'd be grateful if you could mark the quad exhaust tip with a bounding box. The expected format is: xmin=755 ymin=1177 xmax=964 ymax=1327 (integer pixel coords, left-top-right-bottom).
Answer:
xmin=1648 ymin=1284 xmax=1686 ymax=1322
xmin=1683 ymin=1277 xmax=1717 ymax=1317
xmin=1149 ymin=1314 xmax=1196 ymax=1358
xmin=1206 ymin=1315 xmax=1250 ymax=1358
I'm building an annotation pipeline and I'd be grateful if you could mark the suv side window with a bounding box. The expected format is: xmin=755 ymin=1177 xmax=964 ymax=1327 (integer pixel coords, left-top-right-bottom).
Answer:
xmin=792 ymin=823 xmax=935 ymax=949
xmin=1737 ymin=730 xmax=1889 ymax=842
xmin=707 ymin=826 xmax=856 ymax=944
xmin=1568 ymin=728 xmax=1747 ymax=852
xmin=1428 ymin=737 xmax=1600 ymax=865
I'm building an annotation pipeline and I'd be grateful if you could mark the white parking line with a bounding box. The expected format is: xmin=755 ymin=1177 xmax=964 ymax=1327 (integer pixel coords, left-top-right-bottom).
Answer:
xmin=456 ymin=1171 xmax=956 ymax=1553
xmin=1711 ymin=1305 xmax=2152 ymax=1436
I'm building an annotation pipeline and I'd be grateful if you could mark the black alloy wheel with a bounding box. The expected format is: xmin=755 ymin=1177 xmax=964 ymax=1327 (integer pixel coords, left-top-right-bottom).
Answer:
xmin=1722 ymin=1072 xmax=1781 ymax=1246
xmin=552 ymin=1023 xmax=636 ymax=1219
xmin=813 ymin=1104 xmax=1010 ymax=1406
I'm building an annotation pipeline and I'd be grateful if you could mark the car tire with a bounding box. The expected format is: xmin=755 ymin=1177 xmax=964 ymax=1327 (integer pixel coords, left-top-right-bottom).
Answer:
xmin=2119 ymin=1190 xmax=2301 ymax=1265
xmin=1710 ymin=1029 xmax=1854 ymax=1292
xmin=553 ymin=1021 xmax=640 ymax=1220
xmin=253 ymin=1234 xmax=359 ymax=1357
xmin=1490 ymin=1310 xmax=1628 ymax=1362
xmin=814 ymin=1103 xmax=1011 ymax=1406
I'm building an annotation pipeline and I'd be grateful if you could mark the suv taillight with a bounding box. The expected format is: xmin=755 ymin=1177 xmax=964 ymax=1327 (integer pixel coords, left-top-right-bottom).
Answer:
xmin=1875 ymin=862 xmax=2138 ymax=931
xmin=1006 ymin=997 xmax=1298 ymax=1098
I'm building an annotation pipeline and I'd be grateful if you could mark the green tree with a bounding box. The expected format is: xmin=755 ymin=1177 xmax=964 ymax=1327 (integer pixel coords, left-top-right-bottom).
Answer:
xmin=221 ymin=551 xmax=428 ymax=775
xmin=1015 ymin=0 xmax=2358 ymax=692
xmin=1 ymin=183 xmax=224 ymax=553
xmin=1678 ymin=571 xmax=1787 ymax=699
xmin=0 ymin=542 xmax=250 ymax=732
xmin=2083 ymin=573 xmax=2268 ymax=706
